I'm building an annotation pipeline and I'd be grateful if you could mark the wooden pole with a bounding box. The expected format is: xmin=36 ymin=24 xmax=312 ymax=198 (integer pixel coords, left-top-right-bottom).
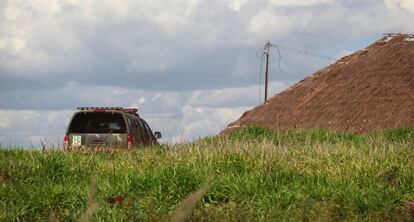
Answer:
xmin=264 ymin=41 xmax=270 ymax=102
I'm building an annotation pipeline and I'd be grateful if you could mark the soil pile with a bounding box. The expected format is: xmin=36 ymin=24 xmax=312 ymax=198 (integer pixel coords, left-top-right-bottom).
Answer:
xmin=222 ymin=34 xmax=414 ymax=134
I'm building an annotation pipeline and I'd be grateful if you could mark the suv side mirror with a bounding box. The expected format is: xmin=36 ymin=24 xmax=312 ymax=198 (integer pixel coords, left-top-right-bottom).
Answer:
xmin=154 ymin=132 xmax=162 ymax=139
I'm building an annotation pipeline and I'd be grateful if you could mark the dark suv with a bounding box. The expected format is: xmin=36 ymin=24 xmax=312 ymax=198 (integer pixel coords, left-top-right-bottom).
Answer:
xmin=64 ymin=107 xmax=161 ymax=151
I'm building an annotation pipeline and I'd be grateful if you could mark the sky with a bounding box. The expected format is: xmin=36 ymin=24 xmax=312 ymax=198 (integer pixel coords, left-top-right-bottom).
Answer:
xmin=1 ymin=0 xmax=414 ymax=148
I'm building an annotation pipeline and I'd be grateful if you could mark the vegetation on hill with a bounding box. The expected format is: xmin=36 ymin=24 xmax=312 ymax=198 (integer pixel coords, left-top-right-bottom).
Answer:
xmin=224 ymin=34 xmax=414 ymax=134
xmin=2 ymin=127 xmax=414 ymax=221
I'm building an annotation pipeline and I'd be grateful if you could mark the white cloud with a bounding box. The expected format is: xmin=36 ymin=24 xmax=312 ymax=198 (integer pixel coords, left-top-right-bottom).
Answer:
xmin=176 ymin=104 xmax=248 ymax=142
xmin=268 ymin=0 xmax=333 ymax=7
xmin=0 ymin=81 xmax=279 ymax=146
xmin=152 ymin=94 xmax=162 ymax=101
xmin=137 ymin=96 xmax=146 ymax=105
xmin=0 ymin=110 xmax=73 ymax=148
xmin=1 ymin=0 xmax=414 ymax=147
xmin=0 ymin=111 xmax=11 ymax=128
xmin=228 ymin=0 xmax=248 ymax=11
xmin=384 ymin=0 xmax=414 ymax=14
xmin=248 ymin=10 xmax=293 ymax=37
xmin=195 ymin=107 xmax=204 ymax=113
xmin=1 ymin=0 xmax=414 ymax=88
xmin=337 ymin=50 xmax=353 ymax=59
xmin=188 ymin=81 xmax=288 ymax=107
xmin=401 ymin=0 xmax=414 ymax=14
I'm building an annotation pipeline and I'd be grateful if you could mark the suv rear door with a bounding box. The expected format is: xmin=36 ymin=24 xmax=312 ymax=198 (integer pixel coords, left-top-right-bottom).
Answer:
xmin=66 ymin=112 xmax=128 ymax=149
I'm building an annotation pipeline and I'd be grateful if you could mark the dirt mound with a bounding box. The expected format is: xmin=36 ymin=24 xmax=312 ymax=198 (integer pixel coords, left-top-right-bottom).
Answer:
xmin=222 ymin=34 xmax=414 ymax=134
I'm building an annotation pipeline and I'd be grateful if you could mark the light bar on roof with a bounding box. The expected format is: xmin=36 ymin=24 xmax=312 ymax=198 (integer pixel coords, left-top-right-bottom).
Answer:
xmin=77 ymin=107 xmax=123 ymax=110
xmin=122 ymin=108 xmax=138 ymax=113
xmin=76 ymin=107 xmax=139 ymax=113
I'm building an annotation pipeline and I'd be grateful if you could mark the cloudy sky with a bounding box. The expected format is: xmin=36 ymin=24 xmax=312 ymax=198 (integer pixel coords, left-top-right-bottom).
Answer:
xmin=1 ymin=0 xmax=413 ymax=147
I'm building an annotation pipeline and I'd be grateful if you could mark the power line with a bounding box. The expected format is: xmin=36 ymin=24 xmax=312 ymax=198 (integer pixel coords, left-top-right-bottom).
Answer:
xmin=273 ymin=45 xmax=285 ymax=75
xmin=269 ymin=43 xmax=337 ymax=61
xmin=256 ymin=47 xmax=265 ymax=58
xmin=260 ymin=41 xmax=337 ymax=103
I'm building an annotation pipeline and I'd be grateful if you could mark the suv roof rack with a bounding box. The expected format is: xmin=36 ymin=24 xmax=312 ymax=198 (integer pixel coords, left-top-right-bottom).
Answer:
xmin=78 ymin=107 xmax=123 ymax=110
xmin=77 ymin=107 xmax=138 ymax=114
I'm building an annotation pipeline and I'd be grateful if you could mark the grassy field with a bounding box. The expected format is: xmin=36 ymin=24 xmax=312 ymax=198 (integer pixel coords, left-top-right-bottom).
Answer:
xmin=2 ymin=127 xmax=414 ymax=221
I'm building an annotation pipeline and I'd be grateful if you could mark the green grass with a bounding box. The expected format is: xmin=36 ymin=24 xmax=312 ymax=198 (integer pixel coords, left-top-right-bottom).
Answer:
xmin=2 ymin=127 xmax=414 ymax=221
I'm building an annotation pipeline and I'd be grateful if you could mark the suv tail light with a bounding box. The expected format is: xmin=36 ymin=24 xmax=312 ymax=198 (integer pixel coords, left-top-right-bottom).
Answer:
xmin=127 ymin=135 xmax=134 ymax=149
xmin=64 ymin=135 xmax=69 ymax=151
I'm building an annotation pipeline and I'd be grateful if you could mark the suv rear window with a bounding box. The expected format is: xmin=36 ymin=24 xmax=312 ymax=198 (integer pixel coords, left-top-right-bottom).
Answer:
xmin=68 ymin=112 xmax=127 ymax=134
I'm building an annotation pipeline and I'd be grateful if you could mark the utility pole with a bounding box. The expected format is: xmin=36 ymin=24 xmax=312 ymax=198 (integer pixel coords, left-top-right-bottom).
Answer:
xmin=264 ymin=41 xmax=271 ymax=102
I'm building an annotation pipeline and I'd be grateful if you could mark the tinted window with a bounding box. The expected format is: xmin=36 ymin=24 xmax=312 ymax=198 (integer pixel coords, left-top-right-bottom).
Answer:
xmin=133 ymin=118 xmax=139 ymax=127
xmin=127 ymin=116 xmax=135 ymax=127
xmin=136 ymin=119 xmax=148 ymax=139
xmin=142 ymin=120 xmax=153 ymax=137
xmin=68 ymin=112 xmax=126 ymax=134
xmin=126 ymin=116 xmax=132 ymax=127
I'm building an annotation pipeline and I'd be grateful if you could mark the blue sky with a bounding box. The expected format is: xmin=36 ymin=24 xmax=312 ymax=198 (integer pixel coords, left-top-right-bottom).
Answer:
xmin=1 ymin=0 xmax=414 ymax=147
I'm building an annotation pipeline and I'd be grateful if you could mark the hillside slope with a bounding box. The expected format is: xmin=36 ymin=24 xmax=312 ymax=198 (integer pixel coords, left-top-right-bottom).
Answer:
xmin=223 ymin=34 xmax=414 ymax=134
xmin=2 ymin=128 xmax=414 ymax=221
